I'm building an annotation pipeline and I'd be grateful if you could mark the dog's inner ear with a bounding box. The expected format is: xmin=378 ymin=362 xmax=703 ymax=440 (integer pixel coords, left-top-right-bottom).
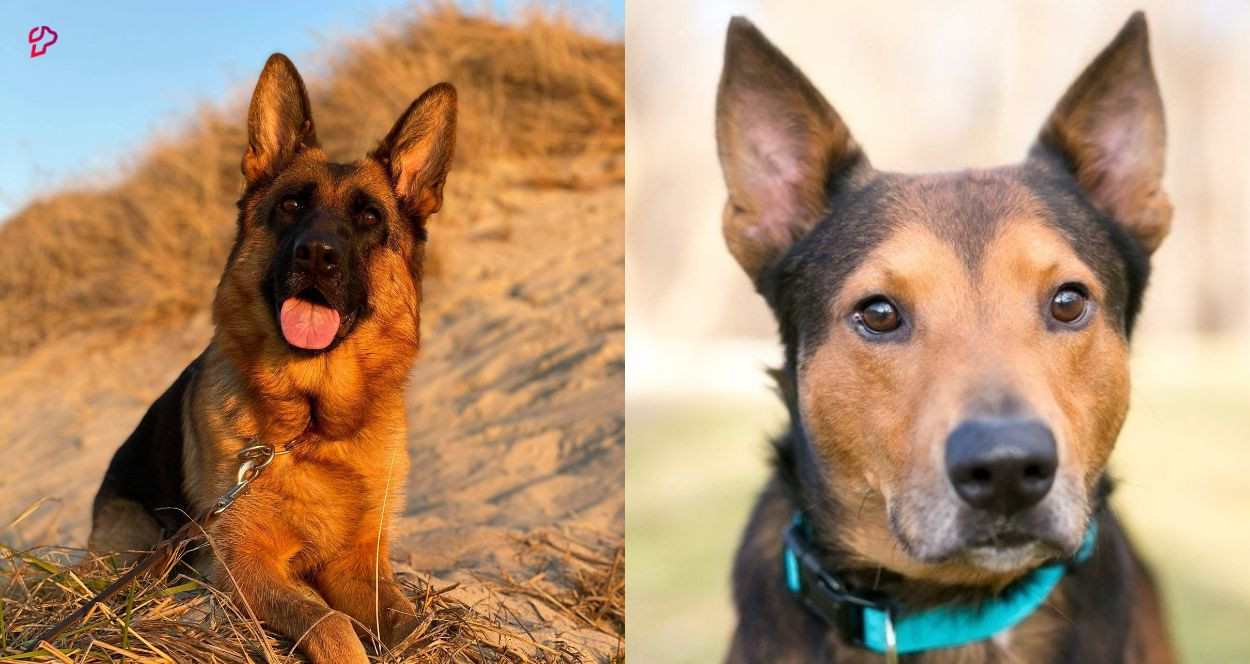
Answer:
xmin=242 ymin=54 xmax=319 ymax=184
xmin=1033 ymin=11 xmax=1170 ymax=255
xmin=371 ymin=83 xmax=458 ymax=219
xmin=716 ymin=17 xmax=866 ymax=281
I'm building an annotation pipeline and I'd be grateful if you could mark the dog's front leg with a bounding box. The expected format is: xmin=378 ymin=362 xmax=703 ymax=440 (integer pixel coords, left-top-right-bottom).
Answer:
xmin=315 ymin=538 xmax=418 ymax=649
xmin=214 ymin=523 xmax=369 ymax=664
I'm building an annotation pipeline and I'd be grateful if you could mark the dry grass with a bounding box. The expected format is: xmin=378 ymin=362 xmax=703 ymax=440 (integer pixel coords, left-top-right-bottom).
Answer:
xmin=0 ymin=543 xmax=590 ymax=663
xmin=494 ymin=530 xmax=624 ymax=643
xmin=0 ymin=4 xmax=623 ymax=357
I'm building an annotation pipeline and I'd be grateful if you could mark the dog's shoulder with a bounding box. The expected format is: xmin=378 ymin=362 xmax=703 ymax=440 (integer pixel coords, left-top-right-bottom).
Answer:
xmin=93 ymin=354 xmax=202 ymax=535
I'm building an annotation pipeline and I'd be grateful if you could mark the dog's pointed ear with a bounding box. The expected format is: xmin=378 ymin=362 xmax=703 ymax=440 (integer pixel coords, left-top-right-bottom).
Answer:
xmin=242 ymin=54 xmax=319 ymax=184
xmin=371 ymin=83 xmax=457 ymax=218
xmin=716 ymin=17 xmax=867 ymax=281
xmin=1033 ymin=12 xmax=1170 ymax=255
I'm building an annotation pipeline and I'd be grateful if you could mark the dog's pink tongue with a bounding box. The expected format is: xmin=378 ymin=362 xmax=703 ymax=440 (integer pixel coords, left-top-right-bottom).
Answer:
xmin=279 ymin=298 xmax=340 ymax=350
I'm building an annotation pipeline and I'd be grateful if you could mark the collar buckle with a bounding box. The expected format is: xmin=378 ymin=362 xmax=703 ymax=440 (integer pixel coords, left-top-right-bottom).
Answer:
xmin=783 ymin=514 xmax=890 ymax=649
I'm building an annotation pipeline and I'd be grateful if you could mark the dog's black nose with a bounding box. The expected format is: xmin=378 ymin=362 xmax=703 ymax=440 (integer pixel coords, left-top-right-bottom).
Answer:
xmin=945 ymin=418 xmax=1057 ymax=515
xmin=293 ymin=232 xmax=341 ymax=277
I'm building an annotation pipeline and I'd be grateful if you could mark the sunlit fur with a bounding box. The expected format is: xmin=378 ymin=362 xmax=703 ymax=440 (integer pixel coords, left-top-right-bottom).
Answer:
xmin=89 ymin=53 xmax=455 ymax=664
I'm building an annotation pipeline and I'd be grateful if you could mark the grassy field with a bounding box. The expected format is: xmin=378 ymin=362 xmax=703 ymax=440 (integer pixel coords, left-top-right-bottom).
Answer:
xmin=626 ymin=338 xmax=1250 ymax=663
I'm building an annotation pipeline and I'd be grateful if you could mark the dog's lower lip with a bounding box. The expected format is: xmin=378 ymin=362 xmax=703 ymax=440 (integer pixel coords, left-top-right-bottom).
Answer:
xmin=967 ymin=532 xmax=1037 ymax=548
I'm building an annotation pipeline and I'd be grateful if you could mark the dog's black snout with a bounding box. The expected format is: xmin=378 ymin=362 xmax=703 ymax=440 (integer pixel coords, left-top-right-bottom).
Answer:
xmin=945 ymin=418 xmax=1057 ymax=515
xmin=293 ymin=232 xmax=341 ymax=277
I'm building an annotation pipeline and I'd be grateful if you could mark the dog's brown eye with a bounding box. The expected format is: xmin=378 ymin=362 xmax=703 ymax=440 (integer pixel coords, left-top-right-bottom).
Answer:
xmin=856 ymin=297 xmax=902 ymax=334
xmin=1050 ymin=286 xmax=1089 ymax=324
xmin=280 ymin=196 xmax=301 ymax=214
xmin=360 ymin=208 xmax=380 ymax=226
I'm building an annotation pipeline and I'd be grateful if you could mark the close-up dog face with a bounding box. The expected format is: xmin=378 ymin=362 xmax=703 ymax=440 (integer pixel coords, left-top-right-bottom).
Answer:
xmin=717 ymin=15 xmax=1169 ymax=581
xmin=256 ymin=155 xmax=398 ymax=353
xmin=793 ymin=169 xmax=1138 ymax=576
xmin=214 ymin=55 xmax=456 ymax=362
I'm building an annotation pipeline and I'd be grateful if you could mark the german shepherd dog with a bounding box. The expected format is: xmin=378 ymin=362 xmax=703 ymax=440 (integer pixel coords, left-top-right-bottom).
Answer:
xmin=88 ymin=54 xmax=455 ymax=663
xmin=716 ymin=13 xmax=1173 ymax=663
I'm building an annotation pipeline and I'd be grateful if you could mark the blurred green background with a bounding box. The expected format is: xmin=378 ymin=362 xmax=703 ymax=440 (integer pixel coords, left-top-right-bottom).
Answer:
xmin=626 ymin=340 xmax=1250 ymax=662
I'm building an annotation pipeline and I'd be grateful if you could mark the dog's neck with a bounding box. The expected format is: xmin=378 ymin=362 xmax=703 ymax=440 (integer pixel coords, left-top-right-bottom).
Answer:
xmin=205 ymin=338 xmax=413 ymax=442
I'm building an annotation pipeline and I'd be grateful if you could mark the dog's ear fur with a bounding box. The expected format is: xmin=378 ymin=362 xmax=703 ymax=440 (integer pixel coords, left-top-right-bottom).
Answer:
xmin=372 ymin=83 xmax=458 ymax=219
xmin=716 ymin=17 xmax=866 ymax=281
xmin=242 ymin=54 xmax=319 ymax=184
xmin=1033 ymin=12 xmax=1170 ymax=255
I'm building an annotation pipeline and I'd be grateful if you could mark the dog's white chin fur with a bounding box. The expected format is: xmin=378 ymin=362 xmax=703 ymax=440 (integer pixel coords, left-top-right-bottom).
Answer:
xmin=964 ymin=542 xmax=1045 ymax=573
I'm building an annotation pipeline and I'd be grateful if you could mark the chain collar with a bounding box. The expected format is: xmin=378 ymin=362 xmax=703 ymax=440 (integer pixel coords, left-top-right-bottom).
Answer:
xmin=210 ymin=438 xmax=299 ymax=515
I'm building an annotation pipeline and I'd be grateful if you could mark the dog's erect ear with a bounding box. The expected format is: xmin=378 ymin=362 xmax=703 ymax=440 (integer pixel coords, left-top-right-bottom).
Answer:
xmin=242 ymin=54 xmax=319 ymax=184
xmin=371 ymin=83 xmax=457 ymax=218
xmin=1033 ymin=12 xmax=1170 ymax=255
xmin=716 ymin=17 xmax=866 ymax=281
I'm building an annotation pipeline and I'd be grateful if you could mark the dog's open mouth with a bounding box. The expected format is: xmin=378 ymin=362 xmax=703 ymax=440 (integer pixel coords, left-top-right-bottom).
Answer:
xmin=278 ymin=288 xmax=344 ymax=351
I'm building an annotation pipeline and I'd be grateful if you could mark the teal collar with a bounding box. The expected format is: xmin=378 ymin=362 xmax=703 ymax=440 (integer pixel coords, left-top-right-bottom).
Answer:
xmin=783 ymin=512 xmax=1098 ymax=656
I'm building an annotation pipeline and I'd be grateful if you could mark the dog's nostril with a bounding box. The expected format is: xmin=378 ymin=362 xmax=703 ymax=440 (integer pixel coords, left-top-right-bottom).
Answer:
xmin=1023 ymin=463 xmax=1047 ymax=480
xmin=970 ymin=467 xmax=992 ymax=482
xmin=295 ymin=245 xmax=311 ymax=262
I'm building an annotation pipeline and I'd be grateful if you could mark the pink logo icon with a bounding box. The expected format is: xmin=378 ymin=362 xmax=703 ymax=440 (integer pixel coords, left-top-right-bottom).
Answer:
xmin=28 ymin=26 xmax=58 ymax=58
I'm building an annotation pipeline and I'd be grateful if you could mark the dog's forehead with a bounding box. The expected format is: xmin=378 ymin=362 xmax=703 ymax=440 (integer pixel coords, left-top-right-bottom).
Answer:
xmin=309 ymin=159 xmax=394 ymax=199
xmin=870 ymin=169 xmax=1047 ymax=267
xmin=273 ymin=153 xmax=395 ymax=202
xmin=788 ymin=168 xmax=1052 ymax=297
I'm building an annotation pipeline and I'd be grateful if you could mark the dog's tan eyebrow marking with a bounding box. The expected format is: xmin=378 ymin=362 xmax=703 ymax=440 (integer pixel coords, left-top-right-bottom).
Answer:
xmin=979 ymin=217 xmax=1106 ymax=304
xmin=873 ymin=171 xmax=1049 ymax=275
xmin=828 ymin=222 xmax=974 ymax=330
xmin=828 ymin=214 xmax=1102 ymax=342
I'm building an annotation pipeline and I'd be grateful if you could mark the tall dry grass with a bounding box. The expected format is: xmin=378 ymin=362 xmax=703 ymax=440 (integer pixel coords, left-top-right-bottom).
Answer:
xmin=0 ymin=6 xmax=623 ymax=357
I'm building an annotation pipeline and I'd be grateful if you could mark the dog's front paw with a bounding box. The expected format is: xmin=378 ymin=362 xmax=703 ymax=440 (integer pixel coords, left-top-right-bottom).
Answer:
xmin=386 ymin=613 xmax=421 ymax=649
xmin=379 ymin=593 xmax=420 ymax=648
xmin=302 ymin=610 xmax=371 ymax=664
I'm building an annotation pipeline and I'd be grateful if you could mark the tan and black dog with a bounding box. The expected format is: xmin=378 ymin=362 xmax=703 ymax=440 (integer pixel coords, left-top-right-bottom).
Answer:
xmin=717 ymin=13 xmax=1173 ymax=663
xmin=88 ymin=54 xmax=455 ymax=662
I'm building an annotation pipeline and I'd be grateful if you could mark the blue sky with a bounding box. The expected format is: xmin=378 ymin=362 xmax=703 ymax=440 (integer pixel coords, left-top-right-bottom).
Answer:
xmin=0 ymin=1 xmax=623 ymax=220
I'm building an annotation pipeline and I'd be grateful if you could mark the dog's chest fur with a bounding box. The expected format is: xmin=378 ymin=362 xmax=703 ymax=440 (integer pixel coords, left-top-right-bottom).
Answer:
xmin=236 ymin=438 xmax=407 ymax=566
xmin=181 ymin=346 xmax=410 ymax=565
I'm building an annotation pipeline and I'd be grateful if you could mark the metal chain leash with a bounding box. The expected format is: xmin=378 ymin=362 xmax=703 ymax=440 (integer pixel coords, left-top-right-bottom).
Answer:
xmin=30 ymin=439 xmax=296 ymax=651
